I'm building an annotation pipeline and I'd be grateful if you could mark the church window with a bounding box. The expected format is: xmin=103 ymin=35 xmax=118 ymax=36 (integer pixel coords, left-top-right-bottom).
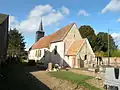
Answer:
xmin=54 ymin=46 xmax=57 ymax=55
xmin=35 ymin=50 xmax=37 ymax=57
xmin=74 ymin=30 xmax=75 ymax=38
xmin=35 ymin=50 xmax=41 ymax=57
xmin=84 ymin=55 xmax=87 ymax=60
xmin=74 ymin=34 xmax=75 ymax=38
xmin=38 ymin=50 xmax=41 ymax=57
xmin=67 ymin=56 xmax=69 ymax=59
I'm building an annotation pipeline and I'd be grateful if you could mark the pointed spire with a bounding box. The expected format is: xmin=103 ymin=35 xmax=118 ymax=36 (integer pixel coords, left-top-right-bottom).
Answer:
xmin=38 ymin=17 xmax=43 ymax=31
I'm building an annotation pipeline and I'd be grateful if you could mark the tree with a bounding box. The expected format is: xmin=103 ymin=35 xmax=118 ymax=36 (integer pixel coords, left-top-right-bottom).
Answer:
xmin=94 ymin=32 xmax=117 ymax=54
xmin=79 ymin=25 xmax=97 ymax=52
xmin=79 ymin=25 xmax=118 ymax=54
xmin=8 ymin=28 xmax=26 ymax=57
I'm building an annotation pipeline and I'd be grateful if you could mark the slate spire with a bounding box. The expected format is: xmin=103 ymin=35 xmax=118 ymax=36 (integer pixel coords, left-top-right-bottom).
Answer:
xmin=38 ymin=18 xmax=43 ymax=31
xmin=35 ymin=18 xmax=45 ymax=42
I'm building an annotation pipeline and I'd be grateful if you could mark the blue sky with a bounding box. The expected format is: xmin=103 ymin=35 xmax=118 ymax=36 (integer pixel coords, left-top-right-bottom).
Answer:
xmin=1 ymin=0 xmax=120 ymax=49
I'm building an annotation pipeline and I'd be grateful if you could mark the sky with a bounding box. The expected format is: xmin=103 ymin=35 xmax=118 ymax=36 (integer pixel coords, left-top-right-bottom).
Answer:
xmin=1 ymin=0 xmax=120 ymax=49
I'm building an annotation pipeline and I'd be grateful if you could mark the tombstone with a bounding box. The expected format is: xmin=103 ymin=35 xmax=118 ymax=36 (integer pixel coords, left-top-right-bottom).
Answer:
xmin=48 ymin=62 xmax=52 ymax=71
xmin=104 ymin=68 xmax=120 ymax=90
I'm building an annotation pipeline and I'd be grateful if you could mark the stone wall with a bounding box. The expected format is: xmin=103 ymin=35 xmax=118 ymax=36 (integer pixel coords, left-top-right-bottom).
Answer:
xmin=102 ymin=57 xmax=120 ymax=67
xmin=63 ymin=24 xmax=82 ymax=54
xmin=76 ymin=39 xmax=95 ymax=68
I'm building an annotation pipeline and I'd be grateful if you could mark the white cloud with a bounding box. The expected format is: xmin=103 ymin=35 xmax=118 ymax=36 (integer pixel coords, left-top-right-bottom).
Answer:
xmin=9 ymin=4 xmax=69 ymax=32
xmin=117 ymin=18 xmax=120 ymax=22
xmin=60 ymin=6 xmax=70 ymax=15
xmin=9 ymin=16 xmax=19 ymax=29
xmin=9 ymin=16 xmax=15 ymax=24
xmin=101 ymin=0 xmax=120 ymax=14
xmin=78 ymin=10 xmax=89 ymax=16
xmin=111 ymin=33 xmax=120 ymax=40
xmin=28 ymin=4 xmax=53 ymax=18
xmin=111 ymin=33 xmax=120 ymax=48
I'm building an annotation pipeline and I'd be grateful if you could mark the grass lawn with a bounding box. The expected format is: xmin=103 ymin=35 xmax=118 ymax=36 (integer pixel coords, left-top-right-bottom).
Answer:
xmin=49 ymin=71 xmax=101 ymax=90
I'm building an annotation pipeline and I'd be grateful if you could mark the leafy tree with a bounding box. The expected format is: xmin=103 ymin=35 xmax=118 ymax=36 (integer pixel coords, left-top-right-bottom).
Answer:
xmin=79 ymin=25 xmax=97 ymax=52
xmin=94 ymin=32 xmax=117 ymax=53
xmin=8 ymin=28 xmax=26 ymax=57
xmin=111 ymin=50 xmax=120 ymax=57
xmin=79 ymin=25 xmax=118 ymax=54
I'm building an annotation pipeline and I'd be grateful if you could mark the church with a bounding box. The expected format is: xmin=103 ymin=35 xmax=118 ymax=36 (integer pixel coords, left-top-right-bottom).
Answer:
xmin=28 ymin=20 xmax=95 ymax=68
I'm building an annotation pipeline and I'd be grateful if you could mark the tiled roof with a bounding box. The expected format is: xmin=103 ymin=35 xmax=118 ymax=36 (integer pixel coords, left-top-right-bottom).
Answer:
xmin=0 ymin=13 xmax=8 ymax=24
xmin=66 ymin=39 xmax=85 ymax=56
xmin=51 ymin=23 xmax=75 ymax=42
xmin=32 ymin=23 xmax=75 ymax=49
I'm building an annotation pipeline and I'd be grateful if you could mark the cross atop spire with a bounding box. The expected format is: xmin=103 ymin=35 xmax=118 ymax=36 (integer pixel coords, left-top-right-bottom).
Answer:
xmin=38 ymin=17 xmax=43 ymax=31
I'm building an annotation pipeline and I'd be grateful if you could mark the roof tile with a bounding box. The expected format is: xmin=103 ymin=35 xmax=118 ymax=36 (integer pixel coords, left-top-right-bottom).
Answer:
xmin=66 ymin=39 xmax=85 ymax=56
xmin=32 ymin=23 xmax=75 ymax=49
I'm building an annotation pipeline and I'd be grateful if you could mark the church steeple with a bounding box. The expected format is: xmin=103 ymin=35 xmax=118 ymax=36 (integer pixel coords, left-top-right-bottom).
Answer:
xmin=35 ymin=18 xmax=45 ymax=42
xmin=38 ymin=18 xmax=43 ymax=31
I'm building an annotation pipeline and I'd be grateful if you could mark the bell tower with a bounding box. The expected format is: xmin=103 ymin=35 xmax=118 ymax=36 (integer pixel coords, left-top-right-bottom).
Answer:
xmin=35 ymin=18 xmax=45 ymax=42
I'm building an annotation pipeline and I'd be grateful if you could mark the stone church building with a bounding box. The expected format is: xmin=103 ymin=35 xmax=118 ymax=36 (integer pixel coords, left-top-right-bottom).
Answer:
xmin=28 ymin=20 xmax=95 ymax=68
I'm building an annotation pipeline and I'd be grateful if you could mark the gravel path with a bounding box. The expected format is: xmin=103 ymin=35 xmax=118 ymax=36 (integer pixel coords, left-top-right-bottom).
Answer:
xmin=31 ymin=71 xmax=87 ymax=90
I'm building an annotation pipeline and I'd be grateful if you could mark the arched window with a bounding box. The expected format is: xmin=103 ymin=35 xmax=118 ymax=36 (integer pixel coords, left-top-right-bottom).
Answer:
xmin=74 ymin=34 xmax=75 ymax=38
xmin=73 ymin=30 xmax=75 ymax=38
xmin=84 ymin=55 xmax=87 ymax=60
xmin=35 ymin=50 xmax=37 ymax=57
xmin=54 ymin=46 xmax=57 ymax=55
xmin=38 ymin=50 xmax=41 ymax=57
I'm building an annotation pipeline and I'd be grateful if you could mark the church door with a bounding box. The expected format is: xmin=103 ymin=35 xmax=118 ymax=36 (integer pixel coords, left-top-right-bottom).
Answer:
xmin=80 ymin=58 xmax=84 ymax=68
xmin=72 ymin=56 xmax=76 ymax=68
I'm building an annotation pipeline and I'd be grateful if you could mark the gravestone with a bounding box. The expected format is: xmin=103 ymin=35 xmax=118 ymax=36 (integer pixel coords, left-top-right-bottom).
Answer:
xmin=48 ymin=62 xmax=52 ymax=71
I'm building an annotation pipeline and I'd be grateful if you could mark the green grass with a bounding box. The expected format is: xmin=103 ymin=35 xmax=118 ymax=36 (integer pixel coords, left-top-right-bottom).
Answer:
xmin=49 ymin=71 xmax=101 ymax=90
xmin=103 ymin=50 xmax=120 ymax=57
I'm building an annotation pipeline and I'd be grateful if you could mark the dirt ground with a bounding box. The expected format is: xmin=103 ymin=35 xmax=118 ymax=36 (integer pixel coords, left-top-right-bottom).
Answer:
xmin=86 ymin=78 xmax=104 ymax=90
xmin=31 ymin=71 xmax=87 ymax=90
xmin=0 ymin=63 xmax=103 ymax=90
